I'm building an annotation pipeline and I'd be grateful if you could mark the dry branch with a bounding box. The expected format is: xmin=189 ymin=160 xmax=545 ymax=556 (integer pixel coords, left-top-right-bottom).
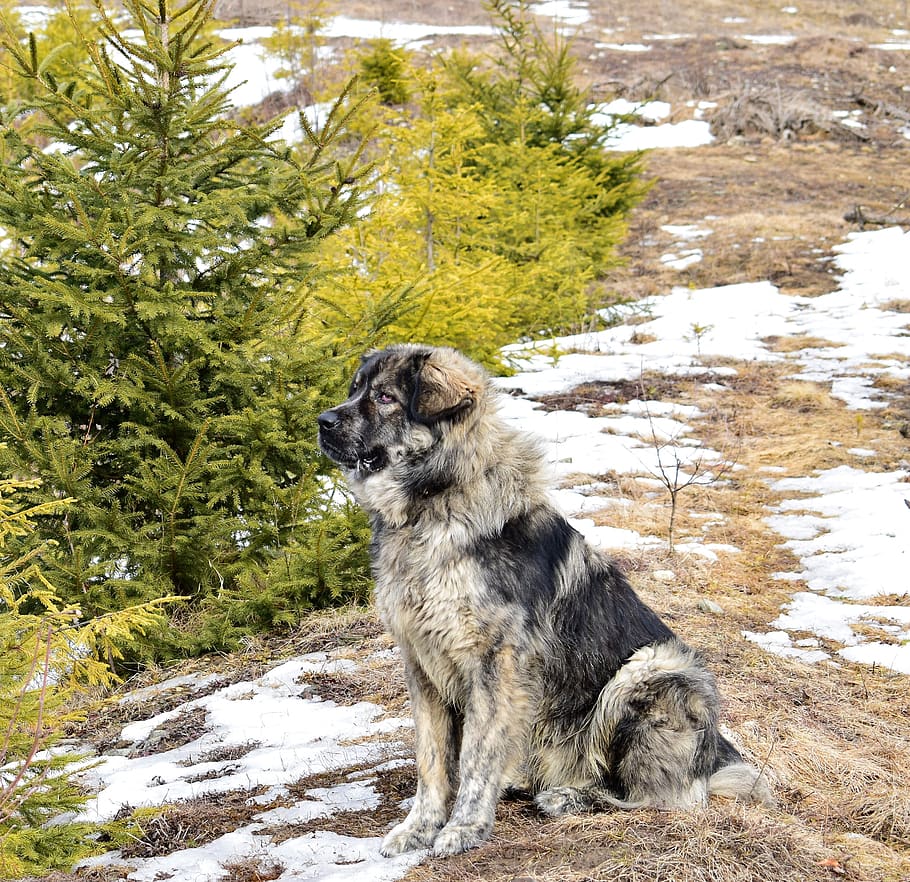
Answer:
xmin=843 ymin=205 xmax=910 ymax=229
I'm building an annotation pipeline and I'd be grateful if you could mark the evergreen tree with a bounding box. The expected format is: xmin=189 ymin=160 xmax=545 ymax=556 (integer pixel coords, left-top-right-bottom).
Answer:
xmin=324 ymin=1 xmax=648 ymax=365
xmin=356 ymin=38 xmax=411 ymax=106
xmin=441 ymin=0 xmax=650 ymax=335
xmin=0 ymin=480 xmax=172 ymax=877
xmin=316 ymin=71 xmax=512 ymax=365
xmin=260 ymin=0 xmax=331 ymax=101
xmin=0 ymin=0 xmax=384 ymax=657
xmin=0 ymin=1 xmax=100 ymax=110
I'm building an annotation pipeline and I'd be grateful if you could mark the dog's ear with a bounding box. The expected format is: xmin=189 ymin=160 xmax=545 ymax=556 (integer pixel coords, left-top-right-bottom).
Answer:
xmin=412 ymin=351 xmax=480 ymax=423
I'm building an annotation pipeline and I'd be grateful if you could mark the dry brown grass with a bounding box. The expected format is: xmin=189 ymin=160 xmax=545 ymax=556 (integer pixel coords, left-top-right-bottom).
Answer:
xmin=127 ymin=706 xmax=210 ymax=758
xmin=710 ymin=82 xmax=866 ymax=142
xmin=873 ymin=373 xmax=910 ymax=393
xmin=763 ymin=334 xmax=846 ymax=353
xmin=177 ymin=741 xmax=261 ymax=767
xmin=770 ymin=380 xmax=836 ymax=412
xmin=302 ymin=660 xmax=408 ymax=712
xmin=221 ymin=857 xmax=284 ymax=882
xmin=406 ymin=804 xmax=843 ymax=882
xmin=120 ymin=789 xmax=274 ymax=858
xmin=265 ymin=762 xmax=417 ymax=843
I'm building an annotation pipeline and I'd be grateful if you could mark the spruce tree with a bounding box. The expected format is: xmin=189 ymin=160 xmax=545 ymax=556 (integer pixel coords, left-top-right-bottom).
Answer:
xmin=316 ymin=71 xmax=513 ymax=366
xmin=260 ymin=0 xmax=331 ymax=101
xmin=356 ymin=38 xmax=411 ymax=106
xmin=442 ymin=0 xmax=650 ymax=336
xmin=0 ymin=480 xmax=172 ymax=876
xmin=0 ymin=0 xmax=381 ymax=656
xmin=323 ymin=1 xmax=649 ymax=365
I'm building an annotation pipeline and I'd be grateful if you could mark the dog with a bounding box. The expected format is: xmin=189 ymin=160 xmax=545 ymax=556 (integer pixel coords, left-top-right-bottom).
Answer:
xmin=317 ymin=344 xmax=772 ymax=857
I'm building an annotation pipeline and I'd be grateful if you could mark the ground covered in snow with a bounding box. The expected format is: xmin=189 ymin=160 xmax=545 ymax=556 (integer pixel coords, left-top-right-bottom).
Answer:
xmin=25 ymin=0 xmax=910 ymax=879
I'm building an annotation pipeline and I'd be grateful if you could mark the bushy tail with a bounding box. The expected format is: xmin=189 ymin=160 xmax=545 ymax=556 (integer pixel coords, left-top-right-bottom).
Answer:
xmin=708 ymin=762 xmax=775 ymax=807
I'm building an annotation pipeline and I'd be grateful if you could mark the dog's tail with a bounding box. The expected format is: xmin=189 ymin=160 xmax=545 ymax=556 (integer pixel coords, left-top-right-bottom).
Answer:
xmin=537 ymin=766 xmax=774 ymax=818
xmin=708 ymin=761 xmax=775 ymax=806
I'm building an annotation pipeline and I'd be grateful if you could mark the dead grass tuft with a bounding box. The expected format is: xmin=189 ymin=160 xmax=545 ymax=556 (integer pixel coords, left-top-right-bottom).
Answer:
xmin=121 ymin=789 xmax=272 ymax=858
xmin=873 ymin=373 xmax=908 ymax=393
xmin=710 ymin=83 xmax=867 ymax=142
xmin=300 ymin=651 xmax=407 ymax=713
xmin=770 ymin=380 xmax=835 ymax=411
xmin=221 ymin=857 xmax=284 ymax=882
xmin=283 ymin=605 xmax=386 ymax=655
xmin=178 ymin=740 xmax=261 ymax=767
xmin=880 ymin=299 xmax=910 ymax=314
xmin=762 ymin=334 xmax=845 ymax=352
xmin=128 ymin=706 xmax=209 ymax=758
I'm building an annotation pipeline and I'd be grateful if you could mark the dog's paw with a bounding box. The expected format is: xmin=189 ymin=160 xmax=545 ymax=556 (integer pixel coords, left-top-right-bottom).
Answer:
xmin=430 ymin=822 xmax=490 ymax=857
xmin=380 ymin=820 xmax=441 ymax=857
xmin=534 ymin=786 xmax=589 ymax=817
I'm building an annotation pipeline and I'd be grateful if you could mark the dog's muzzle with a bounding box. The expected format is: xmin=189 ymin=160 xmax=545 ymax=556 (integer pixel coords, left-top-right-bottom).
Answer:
xmin=317 ymin=408 xmax=353 ymax=465
xmin=318 ymin=408 xmax=386 ymax=474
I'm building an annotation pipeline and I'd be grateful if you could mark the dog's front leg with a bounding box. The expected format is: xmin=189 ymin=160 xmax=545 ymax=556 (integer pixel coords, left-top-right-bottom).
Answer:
xmin=381 ymin=658 xmax=458 ymax=856
xmin=432 ymin=645 xmax=529 ymax=857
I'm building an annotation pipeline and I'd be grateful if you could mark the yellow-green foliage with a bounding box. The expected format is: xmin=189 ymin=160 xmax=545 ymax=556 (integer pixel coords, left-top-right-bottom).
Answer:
xmin=34 ymin=1 xmax=99 ymax=83
xmin=322 ymin=3 xmax=647 ymax=369
xmin=0 ymin=479 xmax=175 ymax=878
xmin=316 ymin=81 xmax=511 ymax=366
xmin=0 ymin=1 xmax=20 ymax=104
xmin=356 ymin=38 xmax=411 ymax=106
xmin=260 ymin=0 xmax=332 ymax=98
xmin=0 ymin=0 xmax=97 ymax=110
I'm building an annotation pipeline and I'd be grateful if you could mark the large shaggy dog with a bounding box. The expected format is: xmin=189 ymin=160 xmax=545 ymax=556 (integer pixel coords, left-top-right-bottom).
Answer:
xmin=317 ymin=344 xmax=772 ymax=857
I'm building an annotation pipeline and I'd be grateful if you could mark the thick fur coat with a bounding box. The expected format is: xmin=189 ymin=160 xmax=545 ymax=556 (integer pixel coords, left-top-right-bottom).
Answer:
xmin=317 ymin=344 xmax=772 ymax=857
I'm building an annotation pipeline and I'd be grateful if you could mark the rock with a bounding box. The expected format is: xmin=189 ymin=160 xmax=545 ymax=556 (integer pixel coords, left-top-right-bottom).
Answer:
xmin=652 ymin=569 xmax=676 ymax=582
xmin=697 ymin=598 xmax=725 ymax=615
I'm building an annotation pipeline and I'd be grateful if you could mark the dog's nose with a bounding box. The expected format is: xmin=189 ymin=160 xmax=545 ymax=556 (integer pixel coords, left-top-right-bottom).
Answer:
xmin=318 ymin=409 xmax=340 ymax=432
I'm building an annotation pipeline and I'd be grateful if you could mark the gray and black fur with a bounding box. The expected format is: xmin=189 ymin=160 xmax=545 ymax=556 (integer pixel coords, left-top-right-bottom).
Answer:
xmin=318 ymin=344 xmax=772 ymax=857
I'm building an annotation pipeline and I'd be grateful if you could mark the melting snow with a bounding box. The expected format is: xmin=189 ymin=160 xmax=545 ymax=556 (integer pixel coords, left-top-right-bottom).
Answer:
xmin=77 ymin=652 xmax=417 ymax=880
xmin=77 ymin=654 xmax=410 ymax=825
xmin=742 ymin=33 xmax=797 ymax=45
xmin=499 ymin=227 xmax=910 ymax=675
xmin=532 ymin=0 xmax=591 ymax=26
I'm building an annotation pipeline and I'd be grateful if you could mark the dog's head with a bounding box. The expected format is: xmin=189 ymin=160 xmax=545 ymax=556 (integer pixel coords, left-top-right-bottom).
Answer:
xmin=317 ymin=344 xmax=485 ymax=476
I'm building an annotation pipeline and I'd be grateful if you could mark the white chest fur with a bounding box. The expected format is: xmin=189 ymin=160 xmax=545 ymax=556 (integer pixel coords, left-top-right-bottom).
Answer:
xmin=372 ymin=520 xmax=501 ymax=704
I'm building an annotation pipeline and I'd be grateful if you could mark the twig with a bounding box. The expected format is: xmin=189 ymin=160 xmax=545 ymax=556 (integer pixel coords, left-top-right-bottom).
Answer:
xmin=636 ymin=380 xmax=737 ymax=551
xmin=843 ymin=205 xmax=910 ymax=229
